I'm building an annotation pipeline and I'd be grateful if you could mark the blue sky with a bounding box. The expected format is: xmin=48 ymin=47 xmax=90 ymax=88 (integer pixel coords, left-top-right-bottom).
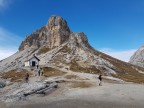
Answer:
xmin=0 ymin=0 xmax=144 ymax=61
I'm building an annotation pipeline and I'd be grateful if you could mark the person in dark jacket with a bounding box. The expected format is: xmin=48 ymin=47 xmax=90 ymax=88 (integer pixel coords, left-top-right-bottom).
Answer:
xmin=25 ymin=73 xmax=29 ymax=83
xmin=38 ymin=69 xmax=40 ymax=76
xmin=98 ymin=74 xmax=102 ymax=86
xmin=40 ymin=68 xmax=44 ymax=76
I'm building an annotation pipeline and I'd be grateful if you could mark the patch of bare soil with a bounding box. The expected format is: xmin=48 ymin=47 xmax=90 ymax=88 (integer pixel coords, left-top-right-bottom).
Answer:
xmin=42 ymin=67 xmax=66 ymax=77
xmin=0 ymin=69 xmax=31 ymax=82
xmin=70 ymin=81 xmax=94 ymax=88
xmin=65 ymin=74 xmax=80 ymax=79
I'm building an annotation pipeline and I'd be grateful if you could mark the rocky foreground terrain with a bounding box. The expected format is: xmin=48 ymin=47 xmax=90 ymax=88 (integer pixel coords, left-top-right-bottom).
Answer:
xmin=1 ymin=76 xmax=144 ymax=108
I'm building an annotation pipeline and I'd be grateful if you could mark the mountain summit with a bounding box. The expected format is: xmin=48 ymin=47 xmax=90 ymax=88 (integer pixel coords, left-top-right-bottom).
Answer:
xmin=19 ymin=16 xmax=70 ymax=51
xmin=0 ymin=15 xmax=144 ymax=83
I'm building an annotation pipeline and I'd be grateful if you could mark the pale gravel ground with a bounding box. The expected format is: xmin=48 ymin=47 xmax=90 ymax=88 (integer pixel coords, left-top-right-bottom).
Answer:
xmin=1 ymin=83 xmax=144 ymax=108
xmin=0 ymin=70 xmax=143 ymax=108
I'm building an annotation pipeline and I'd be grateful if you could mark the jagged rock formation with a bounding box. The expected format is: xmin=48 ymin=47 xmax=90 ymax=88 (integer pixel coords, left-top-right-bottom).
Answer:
xmin=129 ymin=46 xmax=144 ymax=67
xmin=19 ymin=16 xmax=70 ymax=51
xmin=1 ymin=15 xmax=144 ymax=83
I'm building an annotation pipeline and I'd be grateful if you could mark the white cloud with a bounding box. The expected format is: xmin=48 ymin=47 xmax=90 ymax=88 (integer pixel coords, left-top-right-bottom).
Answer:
xmin=0 ymin=48 xmax=17 ymax=60
xmin=0 ymin=0 xmax=4 ymax=7
xmin=0 ymin=0 xmax=12 ymax=10
xmin=0 ymin=27 xmax=22 ymax=60
xmin=0 ymin=27 xmax=22 ymax=46
xmin=99 ymin=48 xmax=137 ymax=62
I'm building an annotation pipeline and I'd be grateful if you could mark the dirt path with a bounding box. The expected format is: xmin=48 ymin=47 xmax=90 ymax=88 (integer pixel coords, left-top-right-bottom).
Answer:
xmin=1 ymin=69 xmax=143 ymax=108
xmin=9 ymin=99 xmax=144 ymax=108
xmin=3 ymin=83 xmax=144 ymax=108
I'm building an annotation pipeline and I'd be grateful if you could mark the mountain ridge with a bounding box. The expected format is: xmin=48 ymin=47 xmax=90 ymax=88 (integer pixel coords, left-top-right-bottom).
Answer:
xmin=1 ymin=15 xmax=144 ymax=83
xmin=19 ymin=16 xmax=71 ymax=51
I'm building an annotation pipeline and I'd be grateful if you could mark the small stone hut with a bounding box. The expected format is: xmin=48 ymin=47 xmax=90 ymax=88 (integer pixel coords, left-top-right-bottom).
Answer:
xmin=25 ymin=55 xmax=40 ymax=67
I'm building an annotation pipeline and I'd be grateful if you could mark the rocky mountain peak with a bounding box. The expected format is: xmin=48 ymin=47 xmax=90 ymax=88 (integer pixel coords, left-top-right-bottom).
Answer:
xmin=19 ymin=16 xmax=71 ymax=51
xmin=46 ymin=15 xmax=70 ymax=33
xmin=45 ymin=15 xmax=71 ymax=48
xmin=1 ymin=15 xmax=144 ymax=83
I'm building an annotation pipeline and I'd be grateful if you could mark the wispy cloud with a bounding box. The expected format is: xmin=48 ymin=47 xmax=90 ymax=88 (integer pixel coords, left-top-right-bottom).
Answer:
xmin=99 ymin=48 xmax=137 ymax=62
xmin=0 ymin=27 xmax=22 ymax=45
xmin=0 ymin=0 xmax=12 ymax=10
xmin=0 ymin=48 xmax=17 ymax=60
xmin=0 ymin=27 xmax=22 ymax=60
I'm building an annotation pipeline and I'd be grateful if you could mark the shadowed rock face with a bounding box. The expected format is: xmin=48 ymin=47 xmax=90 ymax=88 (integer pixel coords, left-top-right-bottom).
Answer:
xmin=19 ymin=16 xmax=71 ymax=51
xmin=129 ymin=46 xmax=144 ymax=67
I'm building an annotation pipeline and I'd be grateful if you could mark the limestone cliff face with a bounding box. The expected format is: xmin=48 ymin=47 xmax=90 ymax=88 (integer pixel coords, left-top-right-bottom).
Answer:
xmin=19 ymin=16 xmax=70 ymax=51
xmin=47 ymin=16 xmax=70 ymax=48
xmin=18 ymin=26 xmax=48 ymax=51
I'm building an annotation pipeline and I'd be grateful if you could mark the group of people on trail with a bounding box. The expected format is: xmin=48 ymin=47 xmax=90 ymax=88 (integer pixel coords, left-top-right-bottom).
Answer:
xmin=24 ymin=64 xmax=102 ymax=86
xmin=24 ymin=65 xmax=44 ymax=83
xmin=37 ymin=65 xmax=44 ymax=76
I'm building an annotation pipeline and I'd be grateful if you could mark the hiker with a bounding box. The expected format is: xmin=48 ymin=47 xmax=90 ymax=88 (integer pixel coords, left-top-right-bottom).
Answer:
xmin=25 ymin=73 xmax=29 ymax=83
xmin=40 ymin=68 xmax=44 ymax=76
xmin=36 ymin=65 xmax=40 ymax=76
xmin=36 ymin=65 xmax=39 ymax=69
xmin=98 ymin=74 xmax=102 ymax=86
xmin=38 ymin=69 xmax=41 ymax=76
xmin=34 ymin=66 xmax=38 ymax=76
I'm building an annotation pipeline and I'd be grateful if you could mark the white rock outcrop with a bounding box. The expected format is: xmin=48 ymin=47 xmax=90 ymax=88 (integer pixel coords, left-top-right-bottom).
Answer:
xmin=129 ymin=46 xmax=144 ymax=67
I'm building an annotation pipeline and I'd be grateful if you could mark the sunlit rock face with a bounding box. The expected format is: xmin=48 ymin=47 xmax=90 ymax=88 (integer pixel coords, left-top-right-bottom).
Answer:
xmin=19 ymin=16 xmax=70 ymax=51
xmin=129 ymin=46 xmax=144 ymax=67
